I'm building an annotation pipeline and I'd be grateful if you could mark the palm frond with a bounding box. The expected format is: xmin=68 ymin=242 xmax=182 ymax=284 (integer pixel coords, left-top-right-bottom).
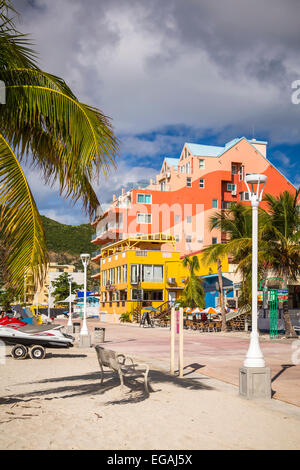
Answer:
xmin=0 ymin=134 xmax=48 ymax=294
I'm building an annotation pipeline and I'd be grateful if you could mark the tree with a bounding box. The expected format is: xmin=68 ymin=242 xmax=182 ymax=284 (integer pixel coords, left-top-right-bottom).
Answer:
xmin=202 ymin=203 xmax=256 ymax=317
xmin=0 ymin=1 xmax=118 ymax=297
xmin=259 ymin=189 xmax=300 ymax=338
xmin=180 ymin=256 xmax=205 ymax=309
xmin=51 ymin=272 xmax=83 ymax=304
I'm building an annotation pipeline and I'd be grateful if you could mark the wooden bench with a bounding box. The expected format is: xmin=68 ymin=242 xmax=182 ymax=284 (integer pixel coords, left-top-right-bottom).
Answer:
xmin=94 ymin=346 xmax=150 ymax=394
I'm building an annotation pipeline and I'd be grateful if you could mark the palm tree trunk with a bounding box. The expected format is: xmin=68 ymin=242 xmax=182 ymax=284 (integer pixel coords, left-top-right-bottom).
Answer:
xmin=282 ymin=281 xmax=297 ymax=338
xmin=217 ymin=258 xmax=227 ymax=332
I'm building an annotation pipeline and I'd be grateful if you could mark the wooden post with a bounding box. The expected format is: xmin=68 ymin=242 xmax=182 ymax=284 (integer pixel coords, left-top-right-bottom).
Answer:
xmin=178 ymin=307 xmax=184 ymax=378
xmin=170 ymin=307 xmax=175 ymax=374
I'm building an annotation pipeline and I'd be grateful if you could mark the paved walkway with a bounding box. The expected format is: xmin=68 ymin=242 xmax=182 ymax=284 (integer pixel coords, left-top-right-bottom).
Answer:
xmin=72 ymin=319 xmax=300 ymax=407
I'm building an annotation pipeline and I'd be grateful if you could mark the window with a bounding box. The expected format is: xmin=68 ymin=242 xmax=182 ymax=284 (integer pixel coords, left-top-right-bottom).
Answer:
xmin=131 ymin=265 xmax=140 ymax=284
xmin=142 ymin=264 xmax=164 ymax=282
xmin=186 ymin=216 xmax=192 ymax=224
xmin=227 ymin=183 xmax=236 ymax=191
xmin=180 ymin=165 xmax=185 ymax=173
xmin=239 ymin=165 xmax=244 ymax=181
xmin=212 ymin=199 xmax=218 ymax=209
xmin=137 ymin=213 xmax=152 ymax=224
xmin=122 ymin=264 xmax=127 ymax=283
xmin=240 ymin=192 xmax=250 ymax=201
xmin=175 ymin=234 xmax=180 ymax=242
xmin=186 ymin=162 xmax=191 ymax=174
xmin=160 ymin=180 xmax=166 ymax=191
xmin=116 ymin=266 xmax=121 ymax=284
xmin=186 ymin=177 xmax=192 ymax=187
xmin=137 ymin=193 xmax=152 ymax=204
xmin=232 ymin=164 xmax=237 ymax=174
xmin=102 ymin=270 xmax=107 ymax=286
xmin=199 ymin=159 xmax=205 ymax=169
xmin=143 ymin=290 xmax=163 ymax=301
xmin=212 ymin=237 xmax=218 ymax=244
xmin=109 ymin=268 xmax=115 ymax=284
xmin=136 ymin=250 xmax=147 ymax=257
xmin=175 ymin=215 xmax=181 ymax=223
xmin=199 ymin=178 xmax=205 ymax=188
xmin=131 ymin=289 xmax=143 ymax=301
xmin=186 ymin=235 xmax=192 ymax=243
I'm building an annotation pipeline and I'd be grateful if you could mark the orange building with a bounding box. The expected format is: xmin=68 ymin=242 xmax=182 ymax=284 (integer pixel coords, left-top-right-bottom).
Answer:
xmin=92 ymin=136 xmax=296 ymax=259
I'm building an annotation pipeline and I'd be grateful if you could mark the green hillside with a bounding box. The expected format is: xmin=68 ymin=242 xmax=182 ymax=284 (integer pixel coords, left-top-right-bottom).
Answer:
xmin=41 ymin=215 xmax=95 ymax=258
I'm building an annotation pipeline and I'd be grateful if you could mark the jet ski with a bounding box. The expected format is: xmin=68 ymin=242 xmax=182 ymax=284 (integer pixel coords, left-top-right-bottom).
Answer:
xmin=0 ymin=316 xmax=74 ymax=359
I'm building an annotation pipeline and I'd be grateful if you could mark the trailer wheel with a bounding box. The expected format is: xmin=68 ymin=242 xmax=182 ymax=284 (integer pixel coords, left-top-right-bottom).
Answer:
xmin=29 ymin=345 xmax=46 ymax=360
xmin=11 ymin=344 xmax=28 ymax=360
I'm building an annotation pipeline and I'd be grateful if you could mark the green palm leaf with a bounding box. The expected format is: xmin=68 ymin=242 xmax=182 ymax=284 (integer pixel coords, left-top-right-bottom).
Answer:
xmin=0 ymin=134 xmax=47 ymax=293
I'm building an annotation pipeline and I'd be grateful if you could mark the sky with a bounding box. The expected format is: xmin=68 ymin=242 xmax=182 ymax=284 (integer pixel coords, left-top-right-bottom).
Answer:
xmin=14 ymin=0 xmax=300 ymax=225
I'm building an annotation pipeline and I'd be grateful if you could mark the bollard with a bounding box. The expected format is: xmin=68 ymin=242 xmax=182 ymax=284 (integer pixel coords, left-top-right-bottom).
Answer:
xmin=94 ymin=327 xmax=105 ymax=344
xmin=73 ymin=322 xmax=81 ymax=334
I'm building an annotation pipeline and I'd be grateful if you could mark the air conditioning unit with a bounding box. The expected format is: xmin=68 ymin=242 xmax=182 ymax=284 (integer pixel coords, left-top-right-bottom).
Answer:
xmin=231 ymin=189 xmax=237 ymax=196
xmin=168 ymin=278 xmax=176 ymax=284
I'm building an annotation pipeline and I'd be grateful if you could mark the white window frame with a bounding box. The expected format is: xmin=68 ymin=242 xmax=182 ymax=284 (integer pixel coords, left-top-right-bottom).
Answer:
xmin=232 ymin=164 xmax=237 ymax=174
xmin=137 ymin=193 xmax=152 ymax=204
xmin=199 ymin=178 xmax=205 ymax=188
xmin=186 ymin=177 xmax=192 ymax=187
xmin=227 ymin=183 xmax=236 ymax=191
xmin=199 ymin=159 xmax=205 ymax=169
xmin=212 ymin=199 xmax=218 ymax=209
xmin=137 ymin=213 xmax=152 ymax=224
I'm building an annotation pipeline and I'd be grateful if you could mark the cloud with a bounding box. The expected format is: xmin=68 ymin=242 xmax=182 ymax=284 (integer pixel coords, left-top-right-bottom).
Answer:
xmin=11 ymin=0 xmax=300 ymax=223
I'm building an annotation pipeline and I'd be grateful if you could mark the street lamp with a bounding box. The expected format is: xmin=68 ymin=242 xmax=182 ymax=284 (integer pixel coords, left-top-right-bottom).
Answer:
xmin=67 ymin=278 xmax=73 ymax=331
xmin=80 ymin=254 xmax=90 ymax=344
xmin=239 ymin=173 xmax=271 ymax=399
xmin=244 ymin=173 xmax=267 ymax=367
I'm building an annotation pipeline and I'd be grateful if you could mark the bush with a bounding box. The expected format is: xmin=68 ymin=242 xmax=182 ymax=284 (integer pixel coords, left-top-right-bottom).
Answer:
xmin=120 ymin=312 xmax=132 ymax=323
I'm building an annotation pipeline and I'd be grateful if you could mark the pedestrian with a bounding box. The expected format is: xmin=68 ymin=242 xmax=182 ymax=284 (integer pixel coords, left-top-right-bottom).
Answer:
xmin=0 ymin=310 xmax=5 ymax=319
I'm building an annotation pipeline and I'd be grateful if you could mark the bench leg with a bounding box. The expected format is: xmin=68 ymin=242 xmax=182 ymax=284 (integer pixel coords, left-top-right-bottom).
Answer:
xmin=99 ymin=363 xmax=104 ymax=385
xmin=118 ymin=370 xmax=124 ymax=393
xmin=144 ymin=370 xmax=149 ymax=394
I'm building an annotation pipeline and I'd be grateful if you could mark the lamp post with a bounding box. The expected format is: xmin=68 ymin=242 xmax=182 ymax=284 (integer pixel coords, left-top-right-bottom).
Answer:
xmin=67 ymin=278 xmax=73 ymax=332
xmin=239 ymin=173 xmax=271 ymax=399
xmin=244 ymin=173 xmax=267 ymax=367
xmin=79 ymin=253 xmax=90 ymax=346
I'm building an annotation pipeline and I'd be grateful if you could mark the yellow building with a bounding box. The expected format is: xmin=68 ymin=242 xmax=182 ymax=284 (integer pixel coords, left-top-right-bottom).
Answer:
xmin=92 ymin=233 xmax=232 ymax=322
xmin=29 ymin=263 xmax=84 ymax=307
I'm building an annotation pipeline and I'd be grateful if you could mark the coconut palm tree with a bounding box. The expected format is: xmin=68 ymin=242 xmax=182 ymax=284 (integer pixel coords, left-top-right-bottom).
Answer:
xmin=0 ymin=1 xmax=118 ymax=295
xmin=202 ymin=203 xmax=256 ymax=316
xmin=180 ymin=255 xmax=205 ymax=309
xmin=259 ymin=189 xmax=300 ymax=338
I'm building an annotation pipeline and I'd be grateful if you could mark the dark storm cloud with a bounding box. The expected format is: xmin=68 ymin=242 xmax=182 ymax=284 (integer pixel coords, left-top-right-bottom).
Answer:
xmin=10 ymin=0 xmax=300 ymax=222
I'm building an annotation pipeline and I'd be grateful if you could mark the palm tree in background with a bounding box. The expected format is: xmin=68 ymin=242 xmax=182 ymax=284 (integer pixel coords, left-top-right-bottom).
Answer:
xmin=202 ymin=193 xmax=300 ymax=338
xmin=0 ymin=1 xmax=118 ymax=295
xmin=180 ymin=255 xmax=205 ymax=309
xmin=259 ymin=190 xmax=300 ymax=338
xmin=202 ymin=203 xmax=257 ymax=319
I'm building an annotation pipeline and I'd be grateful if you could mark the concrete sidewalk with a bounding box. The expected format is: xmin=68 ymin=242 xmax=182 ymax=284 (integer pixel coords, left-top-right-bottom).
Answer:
xmin=70 ymin=318 xmax=300 ymax=407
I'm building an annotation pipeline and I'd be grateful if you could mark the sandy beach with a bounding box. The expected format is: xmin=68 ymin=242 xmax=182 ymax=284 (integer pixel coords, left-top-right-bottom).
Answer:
xmin=1 ymin=323 xmax=300 ymax=450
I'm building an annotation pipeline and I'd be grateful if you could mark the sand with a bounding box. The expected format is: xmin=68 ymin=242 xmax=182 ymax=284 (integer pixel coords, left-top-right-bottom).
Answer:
xmin=0 ymin=342 xmax=300 ymax=450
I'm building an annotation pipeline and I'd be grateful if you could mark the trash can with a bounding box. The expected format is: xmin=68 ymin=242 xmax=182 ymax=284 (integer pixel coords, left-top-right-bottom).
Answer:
xmin=94 ymin=327 xmax=105 ymax=344
xmin=73 ymin=322 xmax=81 ymax=334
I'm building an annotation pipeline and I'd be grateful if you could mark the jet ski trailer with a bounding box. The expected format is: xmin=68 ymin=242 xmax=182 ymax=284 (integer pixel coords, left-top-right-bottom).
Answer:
xmin=0 ymin=317 xmax=74 ymax=359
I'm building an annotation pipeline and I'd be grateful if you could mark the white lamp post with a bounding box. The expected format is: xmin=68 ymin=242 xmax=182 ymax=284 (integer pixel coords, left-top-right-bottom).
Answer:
xmin=243 ymin=173 xmax=267 ymax=368
xmin=80 ymin=254 xmax=90 ymax=341
xmin=67 ymin=278 xmax=73 ymax=331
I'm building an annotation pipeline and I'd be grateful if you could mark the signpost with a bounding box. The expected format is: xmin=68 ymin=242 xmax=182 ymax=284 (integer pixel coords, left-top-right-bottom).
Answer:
xmin=258 ymin=278 xmax=288 ymax=339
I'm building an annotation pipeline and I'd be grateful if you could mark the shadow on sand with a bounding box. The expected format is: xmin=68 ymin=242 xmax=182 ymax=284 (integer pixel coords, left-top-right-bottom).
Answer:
xmin=0 ymin=364 xmax=214 ymax=407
